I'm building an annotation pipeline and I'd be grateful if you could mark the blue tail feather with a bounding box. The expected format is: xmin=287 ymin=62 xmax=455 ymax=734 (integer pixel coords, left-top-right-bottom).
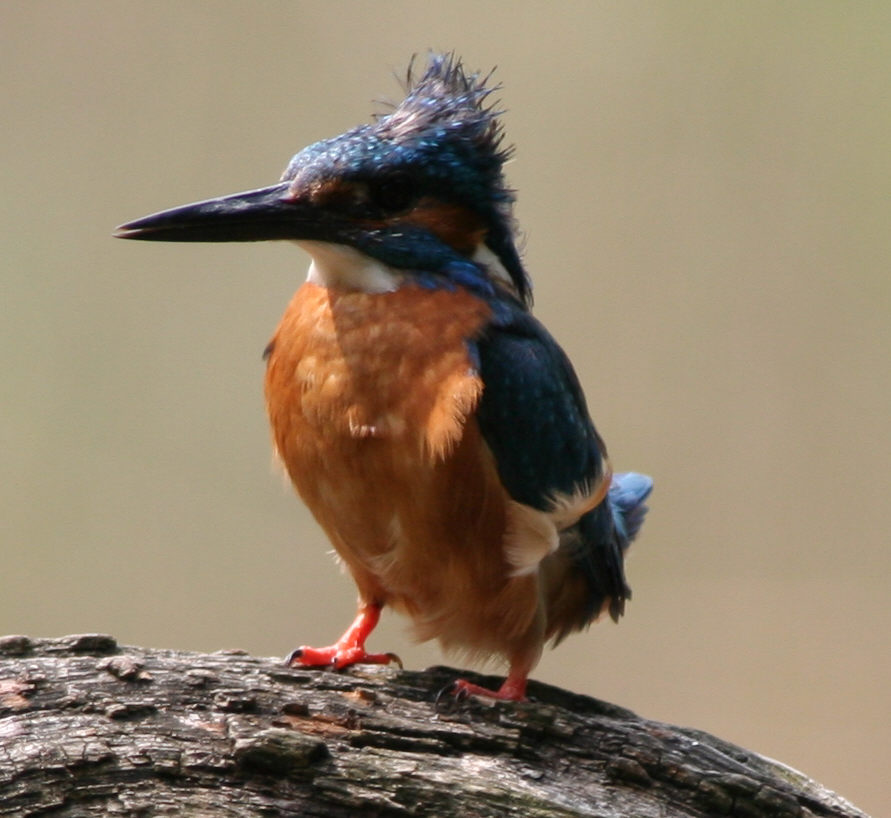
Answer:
xmin=567 ymin=471 xmax=653 ymax=627
xmin=609 ymin=471 xmax=653 ymax=548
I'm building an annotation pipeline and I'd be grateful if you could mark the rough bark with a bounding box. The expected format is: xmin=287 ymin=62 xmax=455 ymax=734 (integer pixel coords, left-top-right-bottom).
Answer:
xmin=0 ymin=634 xmax=868 ymax=817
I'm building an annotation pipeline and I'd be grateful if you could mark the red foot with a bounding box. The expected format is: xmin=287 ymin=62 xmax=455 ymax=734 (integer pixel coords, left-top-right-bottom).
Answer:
xmin=285 ymin=602 xmax=400 ymax=670
xmin=287 ymin=644 xmax=399 ymax=670
xmin=451 ymin=672 xmax=528 ymax=702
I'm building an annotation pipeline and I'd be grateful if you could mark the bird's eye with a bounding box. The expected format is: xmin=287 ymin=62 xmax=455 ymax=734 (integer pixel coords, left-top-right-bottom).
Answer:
xmin=370 ymin=173 xmax=417 ymax=213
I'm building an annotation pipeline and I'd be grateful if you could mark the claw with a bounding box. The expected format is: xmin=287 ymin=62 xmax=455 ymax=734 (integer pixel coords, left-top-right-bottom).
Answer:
xmin=434 ymin=680 xmax=463 ymax=712
xmin=284 ymin=647 xmax=304 ymax=666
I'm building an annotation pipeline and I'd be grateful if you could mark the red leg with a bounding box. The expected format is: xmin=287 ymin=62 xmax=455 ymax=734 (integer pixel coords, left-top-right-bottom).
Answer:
xmin=286 ymin=602 xmax=399 ymax=670
xmin=452 ymin=662 xmax=530 ymax=702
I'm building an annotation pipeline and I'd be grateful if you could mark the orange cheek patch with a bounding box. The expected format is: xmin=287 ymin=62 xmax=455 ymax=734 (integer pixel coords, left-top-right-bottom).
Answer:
xmin=400 ymin=198 xmax=486 ymax=255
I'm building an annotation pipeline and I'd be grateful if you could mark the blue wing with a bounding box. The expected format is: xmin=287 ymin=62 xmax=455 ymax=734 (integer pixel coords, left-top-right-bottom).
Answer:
xmin=472 ymin=308 xmax=606 ymax=510
xmin=472 ymin=305 xmax=652 ymax=628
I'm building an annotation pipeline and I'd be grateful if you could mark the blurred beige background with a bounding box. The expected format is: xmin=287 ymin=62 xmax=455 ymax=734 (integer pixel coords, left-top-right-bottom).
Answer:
xmin=2 ymin=2 xmax=888 ymax=814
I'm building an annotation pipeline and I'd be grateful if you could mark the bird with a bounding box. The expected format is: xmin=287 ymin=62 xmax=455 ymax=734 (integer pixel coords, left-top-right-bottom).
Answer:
xmin=115 ymin=53 xmax=653 ymax=701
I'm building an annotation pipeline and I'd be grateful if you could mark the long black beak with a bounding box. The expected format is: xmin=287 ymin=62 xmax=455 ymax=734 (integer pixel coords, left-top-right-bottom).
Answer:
xmin=115 ymin=182 xmax=312 ymax=243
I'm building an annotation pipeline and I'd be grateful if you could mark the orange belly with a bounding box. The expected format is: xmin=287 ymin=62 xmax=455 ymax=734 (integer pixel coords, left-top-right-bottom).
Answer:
xmin=264 ymin=282 xmax=542 ymax=659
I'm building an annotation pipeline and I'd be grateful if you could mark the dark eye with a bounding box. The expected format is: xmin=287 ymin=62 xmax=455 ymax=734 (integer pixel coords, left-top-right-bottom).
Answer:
xmin=370 ymin=172 xmax=416 ymax=212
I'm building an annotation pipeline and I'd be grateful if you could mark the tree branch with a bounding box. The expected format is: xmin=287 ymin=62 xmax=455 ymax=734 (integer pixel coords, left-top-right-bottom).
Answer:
xmin=0 ymin=635 xmax=868 ymax=817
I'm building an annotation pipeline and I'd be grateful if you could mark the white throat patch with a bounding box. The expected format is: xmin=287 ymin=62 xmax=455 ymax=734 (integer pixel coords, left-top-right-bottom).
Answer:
xmin=300 ymin=241 xmax=405 ymax=293
xmin=472 ymin=244 xmax=513 ymax=290
xmin=300 ymin=240 xmax=514 ymax=297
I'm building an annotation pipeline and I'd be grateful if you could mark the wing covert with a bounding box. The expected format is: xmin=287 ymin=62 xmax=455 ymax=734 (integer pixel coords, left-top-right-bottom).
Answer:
xmin=473 ymin=309 xmax=607 ymax=513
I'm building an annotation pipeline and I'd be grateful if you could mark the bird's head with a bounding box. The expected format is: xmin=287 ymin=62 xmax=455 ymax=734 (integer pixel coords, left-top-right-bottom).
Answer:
xmin=116 ymin=54 xmax=531 ymax=305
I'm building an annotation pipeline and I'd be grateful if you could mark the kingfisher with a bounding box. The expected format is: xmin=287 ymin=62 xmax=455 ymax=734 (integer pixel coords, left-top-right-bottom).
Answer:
xmin=115 ymin=54 xmax=652 ymax=701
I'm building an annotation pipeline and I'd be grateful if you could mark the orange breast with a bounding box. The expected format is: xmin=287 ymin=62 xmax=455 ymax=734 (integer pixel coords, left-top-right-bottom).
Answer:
xmin=267 ymin=281 xmax=491 ymax=462
xmin=264 ymin=282 xmax=543 ymax=657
